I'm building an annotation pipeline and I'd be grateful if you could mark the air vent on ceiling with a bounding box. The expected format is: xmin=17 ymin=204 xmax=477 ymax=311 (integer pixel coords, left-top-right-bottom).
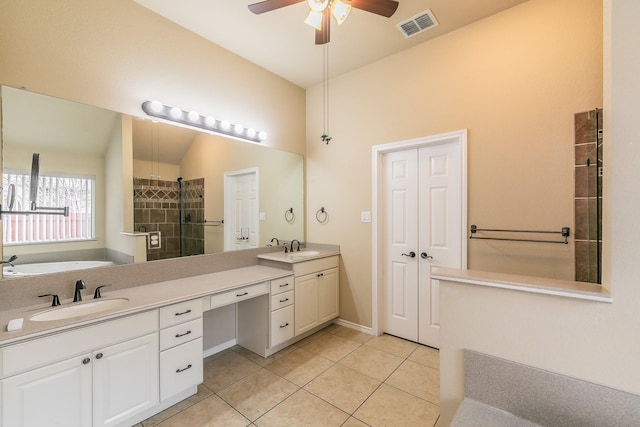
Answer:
xmin=397 ymin=9 xmax=439 ymax=39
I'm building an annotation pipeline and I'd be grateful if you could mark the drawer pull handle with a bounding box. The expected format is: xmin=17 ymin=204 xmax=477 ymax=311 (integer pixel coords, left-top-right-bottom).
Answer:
xmin=176 ymin=364 xmax=193 ymax=373
xmin=82 ymin=358 xmax=91 ymax=365
xmin=175 ymin=330 xmax=192 ymax=338
xmin=95 ymin=353 xmax=103 ymax=360
xmin=175 ymin=309 xmax=192 ymax=316
xmin=236 ymin=292 xmax=249 ymax=297
xmin=279 ymin=298 xmax=289 ymax=303
xmin=280 ymin=322 xmax=289 ymax=328
xmin=279 ymin=283 xmax=289 ymax=288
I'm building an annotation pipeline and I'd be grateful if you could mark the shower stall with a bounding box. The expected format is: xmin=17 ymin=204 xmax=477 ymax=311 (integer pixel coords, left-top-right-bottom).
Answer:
xmin=133 ymin=177 xmax=205 ymax=261
xmin=574 ymin=108 xmax=603 ymax=284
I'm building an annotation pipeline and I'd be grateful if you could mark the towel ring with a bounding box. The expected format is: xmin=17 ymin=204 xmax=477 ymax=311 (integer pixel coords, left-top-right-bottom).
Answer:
xmin=285 ymin=208 xmax=295 ymax=223
xmin=316 ymin=207 xmax=328 ymax=224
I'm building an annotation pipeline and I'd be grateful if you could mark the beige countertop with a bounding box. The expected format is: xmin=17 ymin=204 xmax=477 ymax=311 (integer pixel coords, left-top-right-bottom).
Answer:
xmin=0 ymin=265 xmax=292 ymax=346
xmin=257 ymin=247 xmax=340 ymax=264
xmin=431 ymin=267 xmax=612 ymax=303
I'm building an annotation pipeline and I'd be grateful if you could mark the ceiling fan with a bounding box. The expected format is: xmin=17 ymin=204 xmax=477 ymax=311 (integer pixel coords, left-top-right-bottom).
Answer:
xmin=248 ymin=0 xmax=399 ymax=44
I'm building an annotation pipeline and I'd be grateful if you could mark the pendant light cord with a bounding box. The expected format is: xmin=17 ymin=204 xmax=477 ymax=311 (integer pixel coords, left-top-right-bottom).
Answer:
xmin=321 ymin=44 xmax=332 ymax=144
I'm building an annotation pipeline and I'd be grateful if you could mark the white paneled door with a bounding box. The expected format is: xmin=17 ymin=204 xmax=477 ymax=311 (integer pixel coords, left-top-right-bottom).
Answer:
xmin=224 ymin=168 xmax=259 ymax=251
xmin=383 ymin=141 xmax=462 ymax=348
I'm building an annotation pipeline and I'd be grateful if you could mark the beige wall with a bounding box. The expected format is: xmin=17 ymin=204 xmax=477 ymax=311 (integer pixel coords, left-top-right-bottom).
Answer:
xmin=179 ymin=133 xmax=304 ymax=253
xmin=305 ymin=0 xmax=603 ymax=328
xmin=0 ymin=0 xmax=305 ymax=156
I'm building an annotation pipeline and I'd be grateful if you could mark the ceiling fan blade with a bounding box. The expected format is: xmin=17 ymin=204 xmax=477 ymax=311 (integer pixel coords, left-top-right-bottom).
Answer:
xmin=315 ymin=8 xmax=331 ymax=44
xmin=248 ymin=0 xmax=305 ymax=15
xmin=348 ymin=0 xmax=399 ymax=18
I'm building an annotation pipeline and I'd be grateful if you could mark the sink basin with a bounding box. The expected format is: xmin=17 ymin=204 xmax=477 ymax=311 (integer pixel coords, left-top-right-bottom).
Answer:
xmin=30 ymin=298 xmax=129 ymax=322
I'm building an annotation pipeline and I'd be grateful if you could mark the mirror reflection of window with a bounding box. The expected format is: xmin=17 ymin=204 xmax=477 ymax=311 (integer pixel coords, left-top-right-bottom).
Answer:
xmin=3 ymin=170 xmax=95 ymax=244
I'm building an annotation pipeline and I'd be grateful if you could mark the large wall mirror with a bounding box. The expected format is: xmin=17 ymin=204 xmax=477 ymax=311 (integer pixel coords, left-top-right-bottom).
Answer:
xmin=0 ymin=86 xmax=304 ymax=279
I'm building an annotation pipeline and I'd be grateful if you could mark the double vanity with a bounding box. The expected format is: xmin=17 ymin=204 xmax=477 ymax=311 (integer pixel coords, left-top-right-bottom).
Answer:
xmin=0 ymin=247 xmax=340 ymax=427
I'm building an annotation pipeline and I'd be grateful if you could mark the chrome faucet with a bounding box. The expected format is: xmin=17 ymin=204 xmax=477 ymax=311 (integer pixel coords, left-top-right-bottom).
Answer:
xmin=1 ymin=255 xmax=17 ymax=267
xmin=290 ymin=239 xmax=301 ymax=253
xmin=270 ymin=237 xmax=280 ymax=246
xmin=73 ymin=279 xmax=86 ymax=302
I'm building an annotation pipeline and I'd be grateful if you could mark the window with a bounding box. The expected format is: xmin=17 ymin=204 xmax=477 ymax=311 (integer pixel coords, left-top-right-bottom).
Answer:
xmin=2 ymin=170 xmax=95 ymax=244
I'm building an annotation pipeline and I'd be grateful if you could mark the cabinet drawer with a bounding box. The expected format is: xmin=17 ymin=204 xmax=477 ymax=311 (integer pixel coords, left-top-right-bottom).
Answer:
xmin=1 ymin=310 xmax=158 ymax=377
xmin=270 ymin=305 xmax=294 ymax=347
xmin=160 ymin=337 xmax=203 ymax=401
xmin=160 ymin=318 xmax=203 ymax=351
xmin=159 ymin=299 xmax=203 ymax=329
xmin=270 ymin=275 xmax=294 ymax=294
xmin=210 ymin=282 xmax=269 ymax=309
xmin=270 ymin=290 xmax=294 ymax=311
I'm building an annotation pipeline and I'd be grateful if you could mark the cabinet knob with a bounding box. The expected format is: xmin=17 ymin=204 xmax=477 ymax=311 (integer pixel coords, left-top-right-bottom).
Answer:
xmin=95 ymin=353 xmax=103 ymax=360
xmin=82 ymin=358 xmax=91 ymax=365
xmin=317 ymin=273 xmax=324 ymax=277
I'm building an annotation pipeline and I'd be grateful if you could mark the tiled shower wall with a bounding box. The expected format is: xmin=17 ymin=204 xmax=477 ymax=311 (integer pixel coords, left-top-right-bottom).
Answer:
xmin=180 ymin=178 xmax=205 ymax=257
xmin=133 ymin=177 xmax=204 ymax=261
xmin=574 ymin=109 xmax=603 ymax=283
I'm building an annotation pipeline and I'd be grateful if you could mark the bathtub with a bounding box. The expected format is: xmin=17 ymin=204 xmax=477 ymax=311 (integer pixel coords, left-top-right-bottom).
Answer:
xmin=3 ymin=260 xmax=114 ymax=277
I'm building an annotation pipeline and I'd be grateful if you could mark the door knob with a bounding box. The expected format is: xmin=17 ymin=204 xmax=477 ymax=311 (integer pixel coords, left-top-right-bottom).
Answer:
xmin=401 ymin=251 xmax=416 ymax=258
xmin=421 ymin=252 xmax=433 ymax=259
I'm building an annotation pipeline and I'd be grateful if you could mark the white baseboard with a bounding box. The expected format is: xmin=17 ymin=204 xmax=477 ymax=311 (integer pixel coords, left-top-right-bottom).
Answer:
xmin=202 ymin=338 xmax=237 ymax=358
xmin=333 ymin=318 xmax=375 ymax=335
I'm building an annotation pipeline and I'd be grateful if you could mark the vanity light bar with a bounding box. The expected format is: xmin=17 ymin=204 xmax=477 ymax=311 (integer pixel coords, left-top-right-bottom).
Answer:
xmin=141 ymin=100 xmax=267 ymax=143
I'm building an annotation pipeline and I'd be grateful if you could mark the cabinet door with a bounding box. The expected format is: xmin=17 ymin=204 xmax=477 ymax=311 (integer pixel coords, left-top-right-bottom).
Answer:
xmin=294 ymin=273 xmax=319 ymax=336
xmin=93 ymin=333 xmax=159 ymax=427
xmin=160 ymin=337 xmax=203 ymax=401
xmin=270 ymin=305 xmax=295 ymax=347
xmin=2 ymin=354 xmax=92 ymax=427
xmin=318 ymin=267 xmax=339 ymax=323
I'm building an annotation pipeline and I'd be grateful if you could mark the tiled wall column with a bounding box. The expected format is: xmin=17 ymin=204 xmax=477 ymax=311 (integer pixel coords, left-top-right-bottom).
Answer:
xmin=133 ymin=178 xmax=181 ymax=260
xmin=574 ymin=109 xmax=603 ymax=283
xmin=180 ymin=178 xmax=205 ymax=257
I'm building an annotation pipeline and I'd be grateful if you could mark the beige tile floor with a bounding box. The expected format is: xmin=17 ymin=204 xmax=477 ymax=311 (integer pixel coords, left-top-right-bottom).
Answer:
xmin=137 ymin=324 xmax=440 ymax=427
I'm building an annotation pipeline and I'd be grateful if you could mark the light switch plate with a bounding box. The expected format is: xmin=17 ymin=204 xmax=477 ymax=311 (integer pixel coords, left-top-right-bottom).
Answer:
xmin=361 ymin=211 xmax=371 ymax=223
xmin=260 ymin=212 xmax=266 ymax=221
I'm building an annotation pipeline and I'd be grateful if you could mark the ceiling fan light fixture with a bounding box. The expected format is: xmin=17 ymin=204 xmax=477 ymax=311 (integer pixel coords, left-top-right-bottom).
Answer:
xmin=331 ymin=0 xmax=351 ymax=25
xmin=307 ymin=0 xmax=329 ymax=12
xmin=304 ymin=9 xmax=324 ymax=30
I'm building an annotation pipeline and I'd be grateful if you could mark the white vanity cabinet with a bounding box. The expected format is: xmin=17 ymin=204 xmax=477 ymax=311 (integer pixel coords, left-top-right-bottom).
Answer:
xmin=269 ymin=275 xmax=295 ymax=347
xmin=236 ymin=275 xmax=295 ymax=357
xmin=0 ymin=311 xmax=158 ymax=427
xmin=293 ymin=256 xmax=339 ymax=336
xmin=158 ymin=299 xmax=203 ymax=401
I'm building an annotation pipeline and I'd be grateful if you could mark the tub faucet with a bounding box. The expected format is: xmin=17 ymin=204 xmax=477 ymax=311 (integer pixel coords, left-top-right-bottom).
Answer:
xmin=1 ymin=255 xmax=17 ymax=267
xmin=290 ymin=240 xmax=301 ymax=253
xmin=73 ymin=279 xmax=86 ymax=302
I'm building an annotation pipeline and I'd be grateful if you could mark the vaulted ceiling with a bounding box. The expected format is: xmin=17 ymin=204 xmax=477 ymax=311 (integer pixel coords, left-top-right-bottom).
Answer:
xmin=134 ymin=0 xmax=529 ymax=88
